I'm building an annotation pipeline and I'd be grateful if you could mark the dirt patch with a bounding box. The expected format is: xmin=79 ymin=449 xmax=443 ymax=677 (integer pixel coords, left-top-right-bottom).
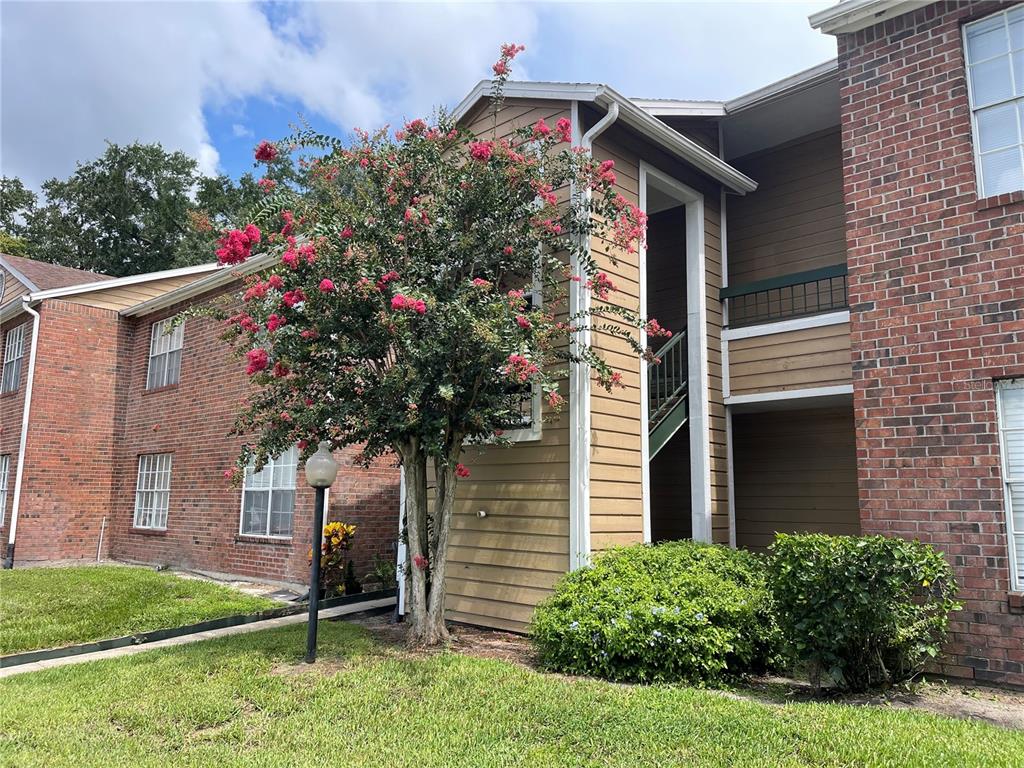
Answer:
xmin=271 ymin=658 xmax=354 ymax=678
xmin=353 ymin=615 xmax=537 ymax=668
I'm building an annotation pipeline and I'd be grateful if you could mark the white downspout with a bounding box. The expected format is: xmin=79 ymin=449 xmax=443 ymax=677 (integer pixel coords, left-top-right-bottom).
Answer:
xmin=568 ymin=100 xmax=620 ymax=571
xmin=4 ymin=299 xmax=41 ymax=568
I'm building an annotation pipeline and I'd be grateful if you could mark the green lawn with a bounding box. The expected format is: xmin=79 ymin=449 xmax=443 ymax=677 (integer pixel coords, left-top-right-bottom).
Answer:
xmin=0 ymin=565 xmax=277 ymax=654
xmin=0 ymin=622 xmax=1019 ymax=768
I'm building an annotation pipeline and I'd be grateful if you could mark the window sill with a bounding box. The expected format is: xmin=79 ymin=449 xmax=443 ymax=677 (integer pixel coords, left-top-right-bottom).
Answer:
xmin=142 ymin=383 xmax=180 ymax=396
xmin=1008 ymin=592 xmax=1024 ymax=615
xmin=129 ymin=527 xmax=168 ymax=536
xmin=234 ymin=534 xmax=293 ymax=546
xmin=974 ymin=190 xmax=1024 ymax=211
xmin=0 ymin=389 xmax=21 ymax=399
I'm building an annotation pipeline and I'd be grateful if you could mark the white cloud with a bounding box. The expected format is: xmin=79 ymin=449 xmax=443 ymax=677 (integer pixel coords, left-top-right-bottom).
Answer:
xmin=231 ymin=124 xmax=254 ymax=139
xmin=1 ymin=1 xmax=833 ymax=190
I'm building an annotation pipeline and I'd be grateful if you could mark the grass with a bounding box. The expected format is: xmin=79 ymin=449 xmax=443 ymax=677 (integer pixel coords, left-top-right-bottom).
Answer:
xmin=0 ymin=565 xmax=277 ymax=654
xmin=0 ymin=622 xmax=1020 ymax=767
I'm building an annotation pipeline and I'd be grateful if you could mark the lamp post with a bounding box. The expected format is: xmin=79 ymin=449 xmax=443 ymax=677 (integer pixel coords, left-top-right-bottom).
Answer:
xmin=303 ymin=441 xmax=339 ymax=664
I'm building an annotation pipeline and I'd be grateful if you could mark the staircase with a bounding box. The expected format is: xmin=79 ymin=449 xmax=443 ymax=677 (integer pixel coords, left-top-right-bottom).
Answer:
xmin=648 ymin=330 xmax=688 ymax=459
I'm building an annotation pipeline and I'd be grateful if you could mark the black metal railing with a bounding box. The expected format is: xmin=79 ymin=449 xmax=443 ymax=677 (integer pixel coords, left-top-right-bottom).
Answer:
xmin=648 ymin=330 xmax=688 ymax=430
xmin=720 ymin=264 xmax=848 ymax=328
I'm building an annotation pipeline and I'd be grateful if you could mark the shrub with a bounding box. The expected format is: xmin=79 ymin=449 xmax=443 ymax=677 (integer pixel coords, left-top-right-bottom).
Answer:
xmin=531 ymin=541 xmax=781 ymax=684
xmin=769 ymin=533 xmax=961 ymax=692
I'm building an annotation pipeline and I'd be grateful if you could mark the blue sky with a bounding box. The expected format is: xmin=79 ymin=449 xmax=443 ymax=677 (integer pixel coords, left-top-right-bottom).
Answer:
xmin=2 ymin=1 xmax=835 ymax=188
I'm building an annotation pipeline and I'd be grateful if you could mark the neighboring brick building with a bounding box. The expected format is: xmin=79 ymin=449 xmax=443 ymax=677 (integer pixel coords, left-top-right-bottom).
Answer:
xmin=0 ymin=253 xmax=399 ymax=587
xmin=812 ymin=0 xmax=1024 ymax=684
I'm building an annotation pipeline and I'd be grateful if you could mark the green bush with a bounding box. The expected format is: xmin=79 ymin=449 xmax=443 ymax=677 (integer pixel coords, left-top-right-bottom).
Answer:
xmin=530 ymin=541 xmax=781 ymax=684
xmin=769 ymin=533 xmax=961 ymax=692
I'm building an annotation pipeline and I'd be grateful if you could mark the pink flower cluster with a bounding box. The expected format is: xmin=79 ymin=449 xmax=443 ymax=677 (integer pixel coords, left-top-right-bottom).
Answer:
xmin=246 ymin=348 xmax=269 ymax=376
xmin=413 ymin=554 xmax=429 ymax=570
xmin=471 ymin=277 xmax=492 ymax=289
xmin=532 ymin=119 xmax=551 ymax=139
xmin=376 ymin=270 xmax=400 ymax=291
xmin=492 ymin=43 xmax=525 ymax=76
xmin=266 ymin=314 xmax=286 ymax=332
xmin=391 ymin=294 xmax=427 ymax=314
xmin=282 ymin=288 xmax=306 ymax=307
xmin=319 ymin=279 xmax=336 ymax=293
xmin=587 ymin=272 xmax=617 ymax=300
xmin=254 ymin=140 xmax=277 ymax=162
xmin=258 ymin=177 xmax=277 ymax=193
xmin=556 ymin=117 xmax=572 ymax=143
xmin=229 ymin=312 xmax=259 ymax=333
xmin=469 ymin=141 xmax=493 ymax=162
xmin=611 ymin=201 xmax=648 ymax=255
xmin=645 ymin=318 xmax=673 ymax=338
xmin=502 ymin=353 xmax=539 ymax=383
xmin=546 ymin=391 xmax=565 ymax=408
xmin=216 ymin=224 xmax=261 ymax=265
xmin=596 ymin=159 xmax=616 ymax=186
xmin=455 ymin=463 xmax=471 ymax=478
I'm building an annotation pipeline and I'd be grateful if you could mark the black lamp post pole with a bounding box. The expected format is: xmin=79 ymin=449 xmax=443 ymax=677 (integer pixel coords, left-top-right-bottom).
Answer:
xmin=305 ymin=486 xmax=326 ymax=664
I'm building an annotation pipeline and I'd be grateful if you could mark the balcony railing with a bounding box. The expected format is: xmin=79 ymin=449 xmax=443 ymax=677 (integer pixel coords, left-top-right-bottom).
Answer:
xmin=720 ymin=264 xmax=848 ymax=328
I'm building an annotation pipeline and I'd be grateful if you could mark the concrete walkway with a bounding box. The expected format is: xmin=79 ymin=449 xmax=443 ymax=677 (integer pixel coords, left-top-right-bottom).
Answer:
xmin=0 ymin=596 xmax=396 ymax=679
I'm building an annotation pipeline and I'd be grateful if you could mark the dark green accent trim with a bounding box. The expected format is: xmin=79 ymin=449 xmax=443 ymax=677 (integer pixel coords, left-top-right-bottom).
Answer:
xmin=649 ymin=396 xmax=688 ymax=459
xmin=719 ymin=263 xmax=848 ymax=300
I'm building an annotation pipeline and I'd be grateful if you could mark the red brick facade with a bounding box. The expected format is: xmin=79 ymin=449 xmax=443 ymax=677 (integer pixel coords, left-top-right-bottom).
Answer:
xmin=839 ymin=1 xmax=1024 ymax=685
xmin=1 ymin=287 xmax=399 ymax=588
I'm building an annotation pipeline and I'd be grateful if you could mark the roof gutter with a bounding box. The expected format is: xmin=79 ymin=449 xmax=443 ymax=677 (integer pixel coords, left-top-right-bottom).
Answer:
xmin=4 ymin=299 xmax=41 ymax=568
xmin=809 ymin=0 xmax=932 ymax=34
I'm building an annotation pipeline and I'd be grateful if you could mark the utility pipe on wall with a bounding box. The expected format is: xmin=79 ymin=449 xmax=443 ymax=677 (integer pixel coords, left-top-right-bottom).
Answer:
xmin=4 ymin=299 xmax=41 ymax=569
xmin=568 ymin=101 xmax=620 ymax=571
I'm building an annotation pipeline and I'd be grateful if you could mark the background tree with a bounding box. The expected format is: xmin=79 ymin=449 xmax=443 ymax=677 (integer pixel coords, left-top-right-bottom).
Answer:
xmin=3 ymin=143 xmax=302 ymax=276
xmin=218 ymin=45 xmax=658 ymax=645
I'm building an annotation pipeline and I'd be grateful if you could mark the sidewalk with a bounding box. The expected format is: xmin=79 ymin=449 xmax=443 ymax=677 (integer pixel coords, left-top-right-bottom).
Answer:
xmin=0 ymin=596 xmax=395 ymax=679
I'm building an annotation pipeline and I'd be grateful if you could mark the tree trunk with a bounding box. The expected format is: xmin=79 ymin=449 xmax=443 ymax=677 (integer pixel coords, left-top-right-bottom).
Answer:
xmin=398 ymin=441 xmax=431 ymax=645
xmin=424 ymin=457 xmax=458 ymax=643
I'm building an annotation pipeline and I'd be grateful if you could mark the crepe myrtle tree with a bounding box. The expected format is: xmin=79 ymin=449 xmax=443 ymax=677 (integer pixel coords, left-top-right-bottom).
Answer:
xmin=218 ymin=45 xmax=666 ymax=645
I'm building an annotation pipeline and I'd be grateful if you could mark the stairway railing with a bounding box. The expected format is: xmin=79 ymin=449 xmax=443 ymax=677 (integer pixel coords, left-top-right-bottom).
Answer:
xmin=648 ymin=330 xmax=687 ymax=431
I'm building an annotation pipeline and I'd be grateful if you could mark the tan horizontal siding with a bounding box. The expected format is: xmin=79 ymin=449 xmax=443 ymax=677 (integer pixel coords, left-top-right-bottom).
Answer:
xmin=733 ymin=407 xmax=859 ymax=550
xmin=442 ymin=98 xmax=573 ymax=634
xmin=69 ymin=273 xmax=210 ymax=311
xmin=0 ymin=266 xmax=30 ymax=311
xmin=727 ymin=129 xmax=846 ymax=286
xmin=728 ymin=320 xmax=851 ymax=396
xmin=589 ymin=118 xmax=729 ymax=547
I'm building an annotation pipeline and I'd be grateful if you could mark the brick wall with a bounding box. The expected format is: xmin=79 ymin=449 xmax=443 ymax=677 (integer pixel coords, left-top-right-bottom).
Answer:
xmin=6 ymin=300 xmax=124 ymax=563
xmin=108 ymin=286 xmax=400 ymax=587
xmin=0 ymin=310 xmax=34 ymax=553
xmin=839 ymin=0 xmax=1024 ymax=685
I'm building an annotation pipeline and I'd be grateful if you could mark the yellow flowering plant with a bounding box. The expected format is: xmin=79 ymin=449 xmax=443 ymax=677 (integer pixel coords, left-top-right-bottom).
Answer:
xmin=308 ymin=521 xmax=357 ymax=595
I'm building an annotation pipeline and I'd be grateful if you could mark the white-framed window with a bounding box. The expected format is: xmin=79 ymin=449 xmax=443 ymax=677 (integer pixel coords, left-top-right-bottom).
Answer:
xmin=146 ymin=317 xmax=184 ymax=389
xmin=996 ymin=379 xmax=1024 ymax=592
xmin=133 ymin=453 xmax=172 ymax=530
xmin=0 ymin=455 xmax=9 ymax=526
xmin=1 ymin=323 xmax=26 ymax=394
xmin=502 ymin=283 xmax=543 ymax=443
xmin=964 ymin=6 xmax=1024 ymax=197
xmin=240 ymin=446 xmax=298 ymax=538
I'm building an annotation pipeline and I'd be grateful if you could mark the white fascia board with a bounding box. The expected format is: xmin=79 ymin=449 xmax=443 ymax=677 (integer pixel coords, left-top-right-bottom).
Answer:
xmin=725 ymin=59 xmax=839 ymax=113
xmin=725 ymin=384 xmax=854 ymax=407
xmin=632 ymin=99 xmax=726 ymax=117
xmin=121 ymin=254 xmax=277 ymax=317
xmin=451 ymin=80 xmax=757 ymax=194
xmin=721 ymin=310 xmax=850 ymax=341
xmin=29 ymin=262 xmax=220 ymax=302
xmin=809 ymin=0 xmax=933 ymax=35
xmin=0 ymin=256 xmax=39 ymax=292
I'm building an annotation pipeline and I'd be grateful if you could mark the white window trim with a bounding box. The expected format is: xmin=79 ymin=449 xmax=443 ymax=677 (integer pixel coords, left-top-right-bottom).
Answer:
xmin=238 ymin=447 xmax=298 ymax=539
xmin=146 ymin=317 xmax=184 ymax=390
xmin=963 ymin=6 xmax=1024 ymax=199
xmin=995 ymin=378 xmax=1024 ymax=593
xmin=133 ymin=453 xmax=172 ymax=530
xmin=1 ymin=323 xmax=26 ymax=394
xmin=0 ymin=454 xmax=9 ymax=527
